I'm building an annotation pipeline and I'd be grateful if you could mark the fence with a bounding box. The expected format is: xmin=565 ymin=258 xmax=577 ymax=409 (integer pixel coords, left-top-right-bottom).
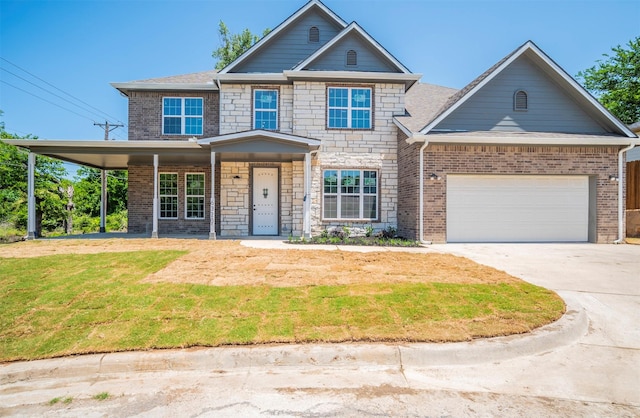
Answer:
xmin=627 ymin=160 xmax=640 ymax=210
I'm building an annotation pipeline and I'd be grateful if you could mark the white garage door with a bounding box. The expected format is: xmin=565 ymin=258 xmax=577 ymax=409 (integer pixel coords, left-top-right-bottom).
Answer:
xmin=446 ymin=175 xmax=589 ymax=242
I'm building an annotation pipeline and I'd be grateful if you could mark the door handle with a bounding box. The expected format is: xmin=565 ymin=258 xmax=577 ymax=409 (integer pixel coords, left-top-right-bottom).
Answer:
xmin=253 ymin=204 xmax=256 ymax=211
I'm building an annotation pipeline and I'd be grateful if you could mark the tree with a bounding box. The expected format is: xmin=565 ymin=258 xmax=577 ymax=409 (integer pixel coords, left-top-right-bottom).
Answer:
xmin=73 ymin=167 xmax=128 ymax=217
xmin=0 ymin=113 xmax=68 ymax=235
xmin=212 ymin=20 xmax=271 ymax=70
xmin=577 ymin=37 xmax=640 ymax=124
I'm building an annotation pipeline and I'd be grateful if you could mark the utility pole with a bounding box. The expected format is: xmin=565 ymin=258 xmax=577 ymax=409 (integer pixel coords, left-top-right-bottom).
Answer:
xmin=94 ymin=121 xmax=124 ymax=233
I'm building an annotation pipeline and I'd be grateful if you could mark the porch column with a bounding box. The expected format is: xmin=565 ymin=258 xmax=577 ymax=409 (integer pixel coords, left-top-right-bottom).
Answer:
xmin=209 ymin=150 xmax=216 ymax=240
xmin=151 ymin=154 xmax=159 ymax=239
xmin=27 ymin=152 xmax=36 ymax=240
xmin=303 ymin=152 xmax=312 ymax=238
xmin=99 ymin=169 xmax=107 ymax=233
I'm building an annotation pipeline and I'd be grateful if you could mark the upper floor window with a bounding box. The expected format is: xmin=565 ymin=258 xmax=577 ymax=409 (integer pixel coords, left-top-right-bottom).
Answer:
xmin=327 ymin=87 xmax=371 ymax=129
xmin=346 ymin=50 xmax=357 ymax=66
xmin=309 ymin=26 xmax=319 ymax=43
xmin=254 ymin=89 xmax=278 ymax=130
xmin=514 ymin=90 xmax=528 ymax=111
xmin=163 ymin=97 xmax=203 ymax=135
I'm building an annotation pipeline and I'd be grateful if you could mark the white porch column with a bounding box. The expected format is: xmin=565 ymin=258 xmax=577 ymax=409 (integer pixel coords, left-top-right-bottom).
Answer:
xmin=209 ymin=151 xmax=216 ymax=240
xmin=303 ymin=152 xmax=312 ymax=238
xmin=151 ymin=154 xmax=159 ymax=239
xmin=27 ymin=152 xmax=36 ymax=240
xmin=99 ymin=169 xmax=107 ymax=233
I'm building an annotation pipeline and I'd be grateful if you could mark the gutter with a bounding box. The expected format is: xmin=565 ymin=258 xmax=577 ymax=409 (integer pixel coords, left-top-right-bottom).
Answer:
xmin=614 ymin=143 xmax=637 ymax=244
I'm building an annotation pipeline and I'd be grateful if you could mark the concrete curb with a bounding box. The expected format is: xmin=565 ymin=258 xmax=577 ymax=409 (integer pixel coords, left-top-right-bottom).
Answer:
xmin=0 ymin=295 xmax=587 ymax=384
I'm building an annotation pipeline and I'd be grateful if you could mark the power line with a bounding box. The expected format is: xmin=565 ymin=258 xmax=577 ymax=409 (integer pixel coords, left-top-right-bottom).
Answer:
xmin=0 ymin=57 xmax=126 ymax=126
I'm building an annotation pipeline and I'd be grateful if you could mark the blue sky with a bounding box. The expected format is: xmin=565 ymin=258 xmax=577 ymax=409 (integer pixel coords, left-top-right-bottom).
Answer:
xmin=1 ymin=0 xmax=638 ymax=143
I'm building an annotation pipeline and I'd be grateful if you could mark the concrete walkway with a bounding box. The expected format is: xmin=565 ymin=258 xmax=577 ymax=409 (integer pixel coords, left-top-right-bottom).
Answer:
xmin=1 ymin=243 xmax=639 ymax=417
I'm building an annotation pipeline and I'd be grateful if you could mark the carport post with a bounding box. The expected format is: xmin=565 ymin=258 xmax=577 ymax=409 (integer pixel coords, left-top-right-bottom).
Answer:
xmin=303 ymin=152 xmax=311 ymax=238
xmin=209 ymin=150 xmax=216 ymax=240
xmin=152 ymin=154 xmax=159 ymax=238
xmin=99 ymin=169 xmax=106 ymax=233
xmin=27 ymin=152 xmax=36 ymax=240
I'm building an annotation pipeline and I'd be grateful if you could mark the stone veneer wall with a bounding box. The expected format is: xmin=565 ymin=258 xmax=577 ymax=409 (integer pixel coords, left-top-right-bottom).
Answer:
xmin=421 ymin=144 xmax=620 ymax=243
xmin=291 ymin=81 xmax=405 ymax=235
xmin=128 ymin=164 xmax=220 ymax=235
xmin=219 ymin=84 xmax=294 ymax=134
xmin=128 ymin=91 xmax=219 ymax=140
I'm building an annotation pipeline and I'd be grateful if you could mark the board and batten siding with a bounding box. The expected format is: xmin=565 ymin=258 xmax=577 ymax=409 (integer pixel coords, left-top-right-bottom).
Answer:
xmin=232 ymin=10 xmax=342 ymax=73
xmin=434 ymin=55 xmax=607 ymax=134
xmin=304 ymin=34 xmax=399 ymax=73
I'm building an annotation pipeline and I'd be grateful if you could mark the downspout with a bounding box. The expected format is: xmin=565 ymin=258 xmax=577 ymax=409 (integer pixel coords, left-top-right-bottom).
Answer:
xmin=613 ymin=143 xmax=636 ymax=244
xmin=418 ymin=139 xmax=432 ymax=245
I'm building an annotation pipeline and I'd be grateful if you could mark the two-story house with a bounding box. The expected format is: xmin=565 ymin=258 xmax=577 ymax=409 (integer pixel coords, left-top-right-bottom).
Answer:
xmin=6 ymin=0 xmax=638 ymax=243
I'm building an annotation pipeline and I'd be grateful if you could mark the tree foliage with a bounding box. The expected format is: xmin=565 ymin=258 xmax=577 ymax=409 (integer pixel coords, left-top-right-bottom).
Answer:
xmin=212 ymin=20 xmax=271 ymax=70
xmin=577 ymin=37 xmax=640 ymax=124
xmin=73 ymin=167 xmax=128 ymax=217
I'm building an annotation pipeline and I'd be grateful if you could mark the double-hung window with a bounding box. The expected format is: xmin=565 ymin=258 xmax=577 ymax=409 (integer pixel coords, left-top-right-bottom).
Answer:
xmin=323 ymin=169 xmax=378 ymax=220
xmin=163 ymin=97 xmax=203 ymax=135
xmin=254 ymin=89 xmax=278 ymax=130
xmin=159 ymin=173 xmax=178 ymax=219
xmin=327 ymin=87 xmax=371 ymax=129
xmin=185 ymin=173 xmax=205 ymax=219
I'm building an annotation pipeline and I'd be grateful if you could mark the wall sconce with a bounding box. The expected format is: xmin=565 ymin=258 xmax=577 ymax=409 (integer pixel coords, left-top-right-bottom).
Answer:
xmin=609 ymin=174 xmax=619 ymax=182
xmin=263 ymin=188 xmax=269 ymax=198
xmin=429 ymin=173 xmax=441 ymax=181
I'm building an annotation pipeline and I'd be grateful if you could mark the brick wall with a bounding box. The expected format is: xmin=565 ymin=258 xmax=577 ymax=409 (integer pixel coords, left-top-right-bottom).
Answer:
xmin=396 ymin=130 xmax=420 ymax=239
xmin=128 ymin=91 xmax=219 ymax=140
xmin=128 ymin=163 xmax=220 ymax=235
xmin=420 ymin=144 xmax=620 ymax=243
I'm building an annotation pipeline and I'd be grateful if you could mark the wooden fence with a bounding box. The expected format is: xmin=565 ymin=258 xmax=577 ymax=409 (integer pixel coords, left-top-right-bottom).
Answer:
xmin=627 ymin=160 xmax=640 ymax=210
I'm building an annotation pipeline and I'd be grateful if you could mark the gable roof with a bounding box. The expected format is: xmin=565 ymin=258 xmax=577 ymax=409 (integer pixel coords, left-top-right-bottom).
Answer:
xmin=111 ymin=70 xmax=218 ymax=95
xmin=293 ymin=21 xmax=411 ymax=74
xmin=218 ymin=0 xmax=347 ymax=74
xmin=418 ymin=41 xmax=635 ymax=138
xmin=394 ymin=83 xmax=458 ymax=134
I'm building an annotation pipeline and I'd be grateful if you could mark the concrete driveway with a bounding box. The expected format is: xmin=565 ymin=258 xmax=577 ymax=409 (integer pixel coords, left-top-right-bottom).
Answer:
xmin=1 ymin=243 xmax=639 ymax=417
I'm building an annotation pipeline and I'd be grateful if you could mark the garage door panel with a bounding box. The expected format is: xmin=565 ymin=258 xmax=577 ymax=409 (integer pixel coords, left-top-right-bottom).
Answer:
xmin=446 ymin=175 xmax=589 ymax=242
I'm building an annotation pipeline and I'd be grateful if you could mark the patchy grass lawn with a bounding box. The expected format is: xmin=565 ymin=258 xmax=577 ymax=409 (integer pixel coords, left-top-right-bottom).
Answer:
xmin=0 ymin=240 xmax=565 ymax=362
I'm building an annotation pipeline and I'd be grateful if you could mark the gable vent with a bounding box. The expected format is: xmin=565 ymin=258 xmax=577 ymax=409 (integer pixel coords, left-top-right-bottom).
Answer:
xmin=514 ymin=90 xmax=528 ymax=111
xmin=309 ymin=26 xmax=319 ymax=43
xmin=346 ymin=49 xmax=357 ymax=66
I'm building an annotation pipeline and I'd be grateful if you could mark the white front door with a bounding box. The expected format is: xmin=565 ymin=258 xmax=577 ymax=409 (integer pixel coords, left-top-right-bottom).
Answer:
xmin=252 ymin=167 xmax=279 ymax=235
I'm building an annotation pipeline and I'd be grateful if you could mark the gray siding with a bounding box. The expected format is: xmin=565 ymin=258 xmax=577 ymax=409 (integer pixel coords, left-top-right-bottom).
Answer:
xmin=434 ymin=56 xmax=607 ymax=134
xmin=232 ymin=9 xmax=342 ymax=73
xmin=304 ymin=33 xmax=399 ymax=73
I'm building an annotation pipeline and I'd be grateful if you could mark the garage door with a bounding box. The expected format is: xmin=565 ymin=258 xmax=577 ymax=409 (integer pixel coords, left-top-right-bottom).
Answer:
xmin=446 ymin=175 xmax=589 ymax=242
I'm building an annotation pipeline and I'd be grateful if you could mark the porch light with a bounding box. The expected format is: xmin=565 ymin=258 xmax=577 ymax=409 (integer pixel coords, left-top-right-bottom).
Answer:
xmin=429 ymin=173 xmax=441 ymax=181
xmin=609 ymin=174 xmax=619 ymax=182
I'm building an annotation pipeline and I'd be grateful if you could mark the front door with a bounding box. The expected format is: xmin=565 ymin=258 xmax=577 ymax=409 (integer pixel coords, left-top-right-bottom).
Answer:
xmin=252 ymin=167 xmax=279 ymax=235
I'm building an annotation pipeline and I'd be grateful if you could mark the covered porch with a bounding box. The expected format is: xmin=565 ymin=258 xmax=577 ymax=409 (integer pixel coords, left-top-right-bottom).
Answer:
xmin=4 ymin=130 xmax=320 ymax=240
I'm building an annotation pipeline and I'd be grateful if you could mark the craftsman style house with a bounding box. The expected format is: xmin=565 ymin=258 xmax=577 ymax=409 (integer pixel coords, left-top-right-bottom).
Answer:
xmin=6 ymin=0 xmax=638 ymax=242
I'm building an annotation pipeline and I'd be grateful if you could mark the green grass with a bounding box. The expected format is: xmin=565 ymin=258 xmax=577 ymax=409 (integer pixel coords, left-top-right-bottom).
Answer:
xmin=0 ymin=251 xmax=564 ymax=362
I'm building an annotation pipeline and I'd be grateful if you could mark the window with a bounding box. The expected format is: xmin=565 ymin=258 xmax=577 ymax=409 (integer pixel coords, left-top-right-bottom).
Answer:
xmin=254 ymin=89 xmax=278 ymax=130
xmin=327 ymin=87 xmax=371 ymax=129
xmin=346 ymin=49 xmax=357 ymax=66
xmin=163 ymin=97 xmax=203 ymax=135
xmin=185 ymin=173 xmax=205 ymax=219
xmin=323 ymin=169 xmax=377 ymax=220
xmin=514 ymin=90 xmax=528 ymax=111
xmin=309 ymin=26 xmax=319 ymax=43
xmin=159 ymin=173 xmax=178 ymax=219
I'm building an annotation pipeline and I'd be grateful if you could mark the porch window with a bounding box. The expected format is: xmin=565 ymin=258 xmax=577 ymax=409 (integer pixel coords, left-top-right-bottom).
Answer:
xmin=323 ymin=169 xmax=377 ymax=220
xmin=163 ymin=97 xmax=203 ymax=135
xmin=253 ymin=89 xmax=278 ymax=130
xmin=185 ymin=173 xmax=205 ymax=219
xmin=159 ymin=173 xmax=178 ymax=219
xmin=327 ymin=87 xmax=371 ymax=129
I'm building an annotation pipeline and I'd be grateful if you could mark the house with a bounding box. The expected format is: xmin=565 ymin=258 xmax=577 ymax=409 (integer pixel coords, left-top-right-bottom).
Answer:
xmin=4 ymin=0 xmax=638 ymax=243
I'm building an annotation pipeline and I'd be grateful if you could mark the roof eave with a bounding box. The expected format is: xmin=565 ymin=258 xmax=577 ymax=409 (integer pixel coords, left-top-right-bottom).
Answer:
xmin=110 ymin=82 xmax=219 ymax=95
xmin=404 ymin=134 xmax=640 ymax=146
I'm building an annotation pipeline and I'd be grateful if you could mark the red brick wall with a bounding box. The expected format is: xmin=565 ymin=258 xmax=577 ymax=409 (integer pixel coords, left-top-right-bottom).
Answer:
xmin=128 ymin=164 xmax=221 ymax=235
xmin=396 ymin=131 xmax=420 ymax=240
xmin=128 ymin=91 xmax=219 ymax=140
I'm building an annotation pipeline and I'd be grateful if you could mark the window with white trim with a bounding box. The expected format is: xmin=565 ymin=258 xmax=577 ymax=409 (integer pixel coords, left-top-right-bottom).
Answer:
xmin=514 ymin=90 xmax=528 ymax=111
xmin=185 ymin=173 xmax=205 ymax=219
xmin=159 ymin=173 xmax=178 ymax=219
xmin=323 ymin=169 xmax=377 ymax=220
xmin=327 ymin=87 xmax=371 ymax=129
xmin=163 ymin=97 xmax=203 ymax=135
xmin=253 ymin=89 xmax=278 ymax=130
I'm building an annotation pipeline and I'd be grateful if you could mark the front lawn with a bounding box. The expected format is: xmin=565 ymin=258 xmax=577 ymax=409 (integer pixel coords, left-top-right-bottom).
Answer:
xmin=0 ymin=241 xmax=565 ymax=362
